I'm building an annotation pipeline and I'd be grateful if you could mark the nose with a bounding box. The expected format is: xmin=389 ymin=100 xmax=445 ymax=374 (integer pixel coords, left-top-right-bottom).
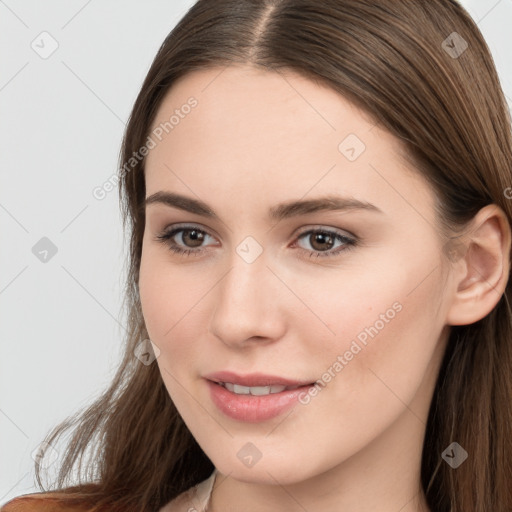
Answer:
xmin=208 ymin=250 xmax=288 ymax=349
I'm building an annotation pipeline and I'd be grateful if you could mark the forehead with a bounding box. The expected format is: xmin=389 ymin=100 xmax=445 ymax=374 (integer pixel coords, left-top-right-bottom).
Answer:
xmin=144 ymin=65 xmax=434 ymax=222
xmin=149 ymin=64 xmax=379 ymax=144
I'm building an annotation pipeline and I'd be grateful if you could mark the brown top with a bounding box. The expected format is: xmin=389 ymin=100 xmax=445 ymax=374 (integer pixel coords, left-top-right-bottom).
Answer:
xmin=0 ymin=470 xmax=218 ymax=512
xmin=0 ymin=494 xmax=93 ymax=512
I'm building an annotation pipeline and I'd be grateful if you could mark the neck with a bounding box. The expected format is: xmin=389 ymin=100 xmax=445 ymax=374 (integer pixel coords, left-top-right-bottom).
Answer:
xmin=208 ymin=405 xmax=432 ymax=512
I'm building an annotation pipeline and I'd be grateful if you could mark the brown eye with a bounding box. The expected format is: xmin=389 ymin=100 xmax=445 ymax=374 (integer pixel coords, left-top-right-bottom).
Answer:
xmin=155 ymin=226 xmax=214 ymax=256
xmin=307 ymin=232 xmax=336 ymax=251
xmin=178 ymin=229 xmax=206 ymax=248
xmin=295 ymin=228 xmax=357 ymax=258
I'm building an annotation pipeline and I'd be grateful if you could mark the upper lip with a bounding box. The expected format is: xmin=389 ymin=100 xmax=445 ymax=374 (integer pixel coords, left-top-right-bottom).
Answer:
xmin=204 ymin=371 xmax=315 ymax=388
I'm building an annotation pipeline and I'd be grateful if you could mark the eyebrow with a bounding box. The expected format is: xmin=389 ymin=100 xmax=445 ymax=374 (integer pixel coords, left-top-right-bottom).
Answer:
xmin=144 ymin=191 xmax=383 ymax=221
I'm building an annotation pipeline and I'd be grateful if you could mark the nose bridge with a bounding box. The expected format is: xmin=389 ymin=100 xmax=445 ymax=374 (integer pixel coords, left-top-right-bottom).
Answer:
xmin=208 ymin=240 xmax=286 ymax=346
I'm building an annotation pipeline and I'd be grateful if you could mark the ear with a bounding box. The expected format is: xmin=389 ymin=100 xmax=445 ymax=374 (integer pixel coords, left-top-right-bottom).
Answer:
xmin=446 ymin=204 xmax=511 ymax=326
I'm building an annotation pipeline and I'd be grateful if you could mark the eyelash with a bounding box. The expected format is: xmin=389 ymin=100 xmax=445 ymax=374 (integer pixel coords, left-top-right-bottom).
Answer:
xmin=154 ymin=224 xmax=358 ymax=259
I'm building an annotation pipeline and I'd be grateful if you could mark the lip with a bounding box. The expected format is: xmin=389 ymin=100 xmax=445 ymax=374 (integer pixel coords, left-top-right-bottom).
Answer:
xmin=204 ymin=371 xmax=317 ymax=423
xmin=204 ymin=371 xmax=314 ymax=388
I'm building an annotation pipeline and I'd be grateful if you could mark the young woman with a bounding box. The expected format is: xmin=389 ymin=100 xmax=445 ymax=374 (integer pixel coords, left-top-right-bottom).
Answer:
xmin=3 ymin=1 xmax=512 ymax=511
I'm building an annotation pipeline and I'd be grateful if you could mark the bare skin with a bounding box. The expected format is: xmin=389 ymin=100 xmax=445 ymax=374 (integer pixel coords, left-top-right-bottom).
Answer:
xmin=138 ymin=65 xmax=510 ymax=512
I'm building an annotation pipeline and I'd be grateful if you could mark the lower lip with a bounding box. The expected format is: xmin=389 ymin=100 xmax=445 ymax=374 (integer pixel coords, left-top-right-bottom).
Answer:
xmin=206 ymin=380 xmax=315 ymax=422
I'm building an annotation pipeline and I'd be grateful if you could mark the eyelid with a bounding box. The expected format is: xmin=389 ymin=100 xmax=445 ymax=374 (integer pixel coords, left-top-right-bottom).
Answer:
xmin=159 ymin=222 xmax=355 ymax=241
xmin=155 ymin=222 xmax=358 ymax=258
xmin=294 ymin=224 xmax=356 ymax=240
xmin=162 ymin=221 xmax=221 ymax=239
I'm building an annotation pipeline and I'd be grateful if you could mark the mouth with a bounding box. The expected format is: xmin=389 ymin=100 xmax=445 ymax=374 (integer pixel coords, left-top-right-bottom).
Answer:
xmin=204 ymin=371 xmax=316 ymax=393
xmin=212 ymin=381 xmax=306 ymax=396
xmin=205 ymin=376 xmax=318 ymax=422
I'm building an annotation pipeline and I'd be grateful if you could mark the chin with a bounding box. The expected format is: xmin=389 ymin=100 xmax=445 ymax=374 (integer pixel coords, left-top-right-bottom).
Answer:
xmin=213 ymin=454 xmax=317 ymax=485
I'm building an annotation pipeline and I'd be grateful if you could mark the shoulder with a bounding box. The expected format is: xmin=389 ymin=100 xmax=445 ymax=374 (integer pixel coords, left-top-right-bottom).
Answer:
xmin=1 ymin=493 xmax=93 ymax=512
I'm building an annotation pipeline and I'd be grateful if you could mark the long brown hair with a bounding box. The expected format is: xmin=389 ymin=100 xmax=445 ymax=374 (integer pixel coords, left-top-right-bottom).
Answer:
xmin=26 ymin=1 xmax=512 ymax=511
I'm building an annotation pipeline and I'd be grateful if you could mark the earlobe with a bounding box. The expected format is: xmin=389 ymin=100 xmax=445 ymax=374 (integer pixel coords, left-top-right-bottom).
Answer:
xmin=446 ymin=204 xmax=511 ymax=326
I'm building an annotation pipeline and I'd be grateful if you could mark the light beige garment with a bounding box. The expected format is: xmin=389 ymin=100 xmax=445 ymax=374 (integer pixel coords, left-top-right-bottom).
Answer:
xmin=159 ymin=469 xmax=218 ymax=512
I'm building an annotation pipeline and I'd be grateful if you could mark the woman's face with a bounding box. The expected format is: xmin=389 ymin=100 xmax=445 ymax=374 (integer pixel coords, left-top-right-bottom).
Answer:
xmin=139 ymin=65 xmax=454 ymax=488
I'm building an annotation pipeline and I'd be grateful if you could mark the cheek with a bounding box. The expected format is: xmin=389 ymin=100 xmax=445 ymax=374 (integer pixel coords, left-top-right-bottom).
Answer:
xmin=138 ymin=258 xmax=203 ymax=414
xmin=138 ymin=249 xmax=215 ymax=376
xmin=139 ymin=245 xmax=201 ymax=336
xmin=311 ymin=258 xmax=447 ymax=419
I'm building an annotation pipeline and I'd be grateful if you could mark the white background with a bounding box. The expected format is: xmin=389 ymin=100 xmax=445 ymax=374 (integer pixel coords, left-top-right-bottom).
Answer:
xmin=1 ymin=0 xmax=511 ymax=504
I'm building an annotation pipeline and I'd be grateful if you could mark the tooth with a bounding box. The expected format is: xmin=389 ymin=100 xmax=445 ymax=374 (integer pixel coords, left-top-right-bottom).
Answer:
xmin=233 ymin=384 xmax=251 ymax=394
xmin=222 ymin=382 xmax=291 ymax=395
xmin=250 ymin=386 xmax=271 ymax=396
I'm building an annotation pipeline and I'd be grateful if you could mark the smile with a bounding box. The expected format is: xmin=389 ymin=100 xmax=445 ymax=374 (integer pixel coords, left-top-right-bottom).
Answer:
xmin=218 ymin=382 xmax=301 ymax=395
